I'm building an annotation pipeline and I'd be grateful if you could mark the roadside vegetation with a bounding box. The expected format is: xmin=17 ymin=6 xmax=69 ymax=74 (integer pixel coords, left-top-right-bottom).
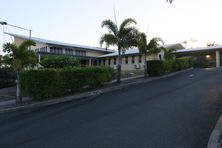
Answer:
xmin=137 ymin=32 xmax=165 ymax=78
xmin=40 ymin=55 xmax=79 ymax=68
xmin=2 ymin=40 xmax=37 ymax=102
xmin=147 ymin=57 xmax=194 ymax=76
xmin=20 ymin=67 xmax=113 ymax=100
xmin=100 ymin=18 xmax=138 ymax=83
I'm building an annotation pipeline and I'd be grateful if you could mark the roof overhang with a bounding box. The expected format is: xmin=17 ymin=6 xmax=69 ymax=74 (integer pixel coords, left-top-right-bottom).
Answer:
xmin=5 ymin=32 xmax=115 ymax=53
xmin=175 ymin=46 xmax=222 ymax=56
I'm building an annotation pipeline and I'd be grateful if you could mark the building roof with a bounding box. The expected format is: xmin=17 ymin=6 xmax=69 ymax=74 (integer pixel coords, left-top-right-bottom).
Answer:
xmin=99 ymin=43 xmax=185 ymax=58
xmin=175 ymin=45 xmax=222 ymax=54
xmin=5 ymin=32 xmax=114 ymax=53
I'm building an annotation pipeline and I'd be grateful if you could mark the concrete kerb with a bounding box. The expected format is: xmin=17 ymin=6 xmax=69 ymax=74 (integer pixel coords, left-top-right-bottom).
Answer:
xmin=207 ymin=115 xmax=222 ymax=148
xmin=0 ymin=68 xmax=194 ymax=114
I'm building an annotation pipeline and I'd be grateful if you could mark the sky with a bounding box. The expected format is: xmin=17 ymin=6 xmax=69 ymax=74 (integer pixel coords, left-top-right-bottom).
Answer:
xmin=1 ymin=0 xmax=222 ymax=54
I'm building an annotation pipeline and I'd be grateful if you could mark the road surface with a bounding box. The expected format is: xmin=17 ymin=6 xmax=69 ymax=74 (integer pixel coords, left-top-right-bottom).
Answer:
xmin=1 ymin=68 xmax=222 ymax=148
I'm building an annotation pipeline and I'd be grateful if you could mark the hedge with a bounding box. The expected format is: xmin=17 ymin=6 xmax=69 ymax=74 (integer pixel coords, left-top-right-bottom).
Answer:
xmin=0 ymin=67 xmax=16 ymax=89
xmin=164 ymin=57 xmax=192 ymax=72
xmin=147 ymin=60 xmax=165 ymax=76
xmin=20 ymin=67 xmax=113 ymax=100
xmin=147 ymin=57 xmax=194 ymax=76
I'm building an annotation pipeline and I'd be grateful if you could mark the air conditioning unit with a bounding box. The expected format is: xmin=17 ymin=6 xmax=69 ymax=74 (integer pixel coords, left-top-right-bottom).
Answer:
xmin=134 ymin=64 xmax=140 ymax=69
xmin=113 ymin=65 xmax=117 ymax=70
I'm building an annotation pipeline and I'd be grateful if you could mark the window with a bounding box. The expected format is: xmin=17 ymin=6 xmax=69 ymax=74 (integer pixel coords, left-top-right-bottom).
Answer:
xmin=125 ymin=56 xmax=128 ymax=64
xmin=139 ymin=55 xmax=142 ymax=63
xmin=103 ymin=59 xmax=106 ymax=65
xmin=35 ymin=48 xmax=39 ymax=52
xmin=99 ymin=60 xmax=101 ymax=66
xmin=50 ymin=47 xmax=63 ymax=54
xmin=114 ymin=58 xmax=116 ymax=65
xmin=108 ymin=59 xmax=111 ymax=65
xmin=39 ymin=46 xmax=47 ymax=53
xmin=76 ymin=50 xmax=86 ymax=56
xmin=132 ymin=56 xmax=135 ymax=63
xmin=65 ymin=48 xmax=74 ymax=55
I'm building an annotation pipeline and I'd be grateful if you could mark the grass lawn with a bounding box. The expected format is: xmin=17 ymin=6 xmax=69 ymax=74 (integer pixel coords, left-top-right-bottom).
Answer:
xmin=121 ymin=70 xmax=144 ymax=78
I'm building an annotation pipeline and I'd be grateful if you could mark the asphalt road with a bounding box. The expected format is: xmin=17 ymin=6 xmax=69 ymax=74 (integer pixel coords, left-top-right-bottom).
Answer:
xmin=1 ymin=68 xmax=222 ymax=148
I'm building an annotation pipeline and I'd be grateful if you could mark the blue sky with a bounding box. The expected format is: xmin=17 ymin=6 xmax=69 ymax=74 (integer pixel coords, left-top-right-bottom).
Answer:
xmin=1 ymin=0 xmax=222 ymax=54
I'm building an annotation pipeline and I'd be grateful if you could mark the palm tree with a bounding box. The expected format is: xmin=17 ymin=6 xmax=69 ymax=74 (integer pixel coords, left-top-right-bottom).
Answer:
xmin=166 ymin=0 xmax=173 ymax=3
xmin=163 ymin=48 xmax=176 ymax=61
xmin=137 ymin=33 xmax=165 ymax=77
xmin=147 ymin=37 xmax=165 ymax=60
xmin=137 ymin=33 xmax=148 ymax=78
xmin=3 ymin=40 xmax=37 ymax=102
xmin=100 ymin=18 xmax=138 ymax=83
xmin=0 ymin=55 xmax=2 ymax=67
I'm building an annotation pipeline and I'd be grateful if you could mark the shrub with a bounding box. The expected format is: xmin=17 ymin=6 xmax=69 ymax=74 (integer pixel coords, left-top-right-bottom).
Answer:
xmin=147 ymin=60 xmax=165 ymax=76
xmin=40 ymin=55 xmax=79 ymax=68
xmin=20 ymin=67 xmax=113 ymax=100
xmin=164 ymin=57 xmax=194 ymax=73
xmin=164 ymin=60 xmax=174 ymax=72
xmin=148 ymin=57 xmax=194 ymax=76
xmin=0 ymin=67 xmax=16 ymax=89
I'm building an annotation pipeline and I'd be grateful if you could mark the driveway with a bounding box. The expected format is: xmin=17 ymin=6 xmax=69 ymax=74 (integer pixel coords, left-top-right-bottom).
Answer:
xmin=0 ymin=68 xmax=222 ymax=148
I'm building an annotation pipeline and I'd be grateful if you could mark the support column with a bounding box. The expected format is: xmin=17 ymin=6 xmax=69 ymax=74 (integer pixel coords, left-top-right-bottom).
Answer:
xmin=89 ymin=58 xmax=92 ymax=67
xmin=216 ymin=50 xmax=220 ymax=68
xmin=38 ymin=54 xmax=41 ymax=63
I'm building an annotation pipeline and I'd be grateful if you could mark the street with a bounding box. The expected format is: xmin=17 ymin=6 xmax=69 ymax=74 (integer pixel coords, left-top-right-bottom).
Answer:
xmin=1 ymin=68 xmax=222 ymax=148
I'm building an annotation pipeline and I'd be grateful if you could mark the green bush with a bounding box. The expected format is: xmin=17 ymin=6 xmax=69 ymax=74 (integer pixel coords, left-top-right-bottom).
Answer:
xmin=0 ymin=67 xmax=16 ymax=89
xmin=148 ymin=57 xmax=194 ymax=76
xmin=40 ymin=55 xmax=79 ymax=68
xmin=164 ymin=57 xmax=194 ymax=73
xmin=20 ymin=67 xmax=113 ymax=100
xmin=147 ymin=60 xmax=165 ymax=76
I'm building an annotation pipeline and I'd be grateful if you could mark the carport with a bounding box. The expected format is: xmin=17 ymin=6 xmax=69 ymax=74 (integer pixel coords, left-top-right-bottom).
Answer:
xmin=175 ymin=46 xmax=222 ymax=67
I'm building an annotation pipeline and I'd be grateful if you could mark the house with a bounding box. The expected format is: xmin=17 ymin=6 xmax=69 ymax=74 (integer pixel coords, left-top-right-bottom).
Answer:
xmin=6 ymin=33 xmax=184 ymax=70
xmin=5 ymin=33 xmax=114 ymax=66
xmin=98 ymin=44 xmax=184 ymax=71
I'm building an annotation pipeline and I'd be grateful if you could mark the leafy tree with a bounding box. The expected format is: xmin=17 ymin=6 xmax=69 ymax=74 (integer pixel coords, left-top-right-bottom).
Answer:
xmin=207 ymin=42 xmax=219 ymax=47
xmin=40 ymin=55 xmax=79 ymax=68
xmin=163 ymin=48 xmax=176 ymax=61
xmin=137 ymin=33 xmax=148 ymax=77
xmin=167 ymin=0 xmax=173 ymax=3
xmin=3 ymin=40 xmax=37 ymax=102
xmin=137 ymin=33 xmax=165 ymax=77
xmin=100 ymin=18 xmax=138 ymax=83
xmin=0 ymin=55 xmax=2 ymax=67
xmin=147 ymin=37 xmax=165 ymax=57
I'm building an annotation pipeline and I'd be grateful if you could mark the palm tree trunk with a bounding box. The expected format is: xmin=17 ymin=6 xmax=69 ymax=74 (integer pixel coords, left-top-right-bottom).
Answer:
xmin=117 ymin=49 xmax=122 ymax=83
xmin=144 ymin=54 xmax=148 ymax=78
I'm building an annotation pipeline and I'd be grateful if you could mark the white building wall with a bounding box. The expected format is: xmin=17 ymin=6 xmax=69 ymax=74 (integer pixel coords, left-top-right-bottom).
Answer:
xmin=101 ymin=52 xmax=164 ymax=71
xmin=14 ymin=37 xmax=48 ymax=52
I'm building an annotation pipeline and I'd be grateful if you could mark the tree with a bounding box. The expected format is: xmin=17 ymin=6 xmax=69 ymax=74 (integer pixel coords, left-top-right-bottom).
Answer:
xmin=0 ymin=55 xmax=2 ymax=67
xmin=147 ymin=37 xmax=165 ymax=59
xmin=3 ymin=40 xmax=37 ymax=102
xmin=166 ymin=0 xmax=173 ymax=3
xmin=163 ymin=48 xmax=176 ymax=61
xmin=137 ymin=33 xmax=165 ymax=77
xmin=207 ymin=42 xmax=219 ymax=47
xmin=40 ymin=55 xmax=79 ymax=68
xmin=137 ymin=33 xmax=148 ymax=78
xmin=100 ymin=18 xmax=138 ymax=83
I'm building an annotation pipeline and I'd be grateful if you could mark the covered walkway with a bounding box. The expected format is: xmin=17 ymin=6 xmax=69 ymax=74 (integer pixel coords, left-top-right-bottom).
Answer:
xmin=175 ymin=46 xmax=222 ymax=67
